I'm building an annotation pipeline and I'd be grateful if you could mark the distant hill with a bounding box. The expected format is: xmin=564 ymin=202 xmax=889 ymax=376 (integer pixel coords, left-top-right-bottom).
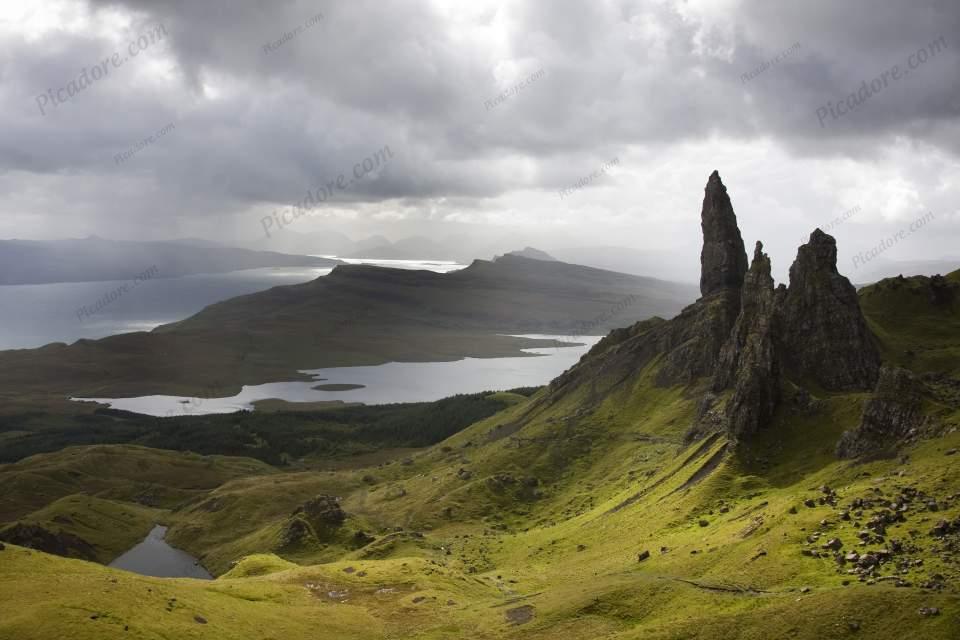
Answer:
xmin=254 ymin=231 xmax=460 ymax=261
xmin=347 ymin=235 xmax=453 ymax=260
xmin=251 ymin=230 xmax=354 ymax=256
xmin=0 ymin=237 xmax=340 ymax=285
xmin=549 ymin=245 xmax=699 ymax=283
xmin=0 ymin=255 xmax=697 ymax=399
xmin=159 ymin=254 xmax=696 ymax=340
xmin=856 ymin=257 xmax=960 ymax=284
xmin=502 ymin=247 xmax=558 ymax=262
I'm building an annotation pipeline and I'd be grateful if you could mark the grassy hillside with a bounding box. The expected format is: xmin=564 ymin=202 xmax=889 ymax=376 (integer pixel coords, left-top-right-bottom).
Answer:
xmin=1 ymin=272 xmax=958 ymax=638
xmin=860 ymin=270 xmax=960 ymax=374
xmin=1 ymin=373 xmax=957 ymax=638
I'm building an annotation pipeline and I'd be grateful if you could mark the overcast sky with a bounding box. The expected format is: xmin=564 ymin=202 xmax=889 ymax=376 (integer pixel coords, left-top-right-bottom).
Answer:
xmin=2 ymin=0 xmax=959 ymax=282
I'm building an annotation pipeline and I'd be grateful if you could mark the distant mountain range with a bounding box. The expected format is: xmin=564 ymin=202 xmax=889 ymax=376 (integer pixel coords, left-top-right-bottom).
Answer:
xmin=254 ymin=230 xmax=701 ymax=281
xmin=0 ymin=237 xmax=340 ymax=285
xmin=254 ymin=232 xmax=455 ymax=261
xmin=0 ymin=255 xmax=698 ymax=400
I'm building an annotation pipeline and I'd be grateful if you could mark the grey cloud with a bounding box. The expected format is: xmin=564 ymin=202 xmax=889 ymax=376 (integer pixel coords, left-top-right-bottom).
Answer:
xmin=0 ymin=0 xmax=956 ymax=274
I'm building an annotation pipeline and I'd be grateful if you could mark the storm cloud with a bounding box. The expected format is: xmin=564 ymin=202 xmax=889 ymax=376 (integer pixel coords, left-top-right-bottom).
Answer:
xmin=2 ymin=0 xmax=958 ymax=281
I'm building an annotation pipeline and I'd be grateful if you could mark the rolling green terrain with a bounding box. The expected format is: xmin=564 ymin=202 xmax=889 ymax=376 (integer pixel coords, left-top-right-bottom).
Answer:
xmin=1 ymin=177 xmax=957 ymax=639
xmin=1 ymin=266 xmax=957 ymax=638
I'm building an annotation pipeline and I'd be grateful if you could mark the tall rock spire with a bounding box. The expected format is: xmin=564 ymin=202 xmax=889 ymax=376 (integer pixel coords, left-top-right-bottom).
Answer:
xmin=712 ymin=241 xmax=781 ymax=439
xmin=779 ymin=229 xmax=881 ymax=390
xmin=655 ymin=172 xmax=747 ymax=386
xmin=699 ymin=171 xmax=748 ymax=298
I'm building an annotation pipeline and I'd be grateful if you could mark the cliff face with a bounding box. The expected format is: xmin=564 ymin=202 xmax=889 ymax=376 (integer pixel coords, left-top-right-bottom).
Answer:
xmin=712 ymin=242 xmax=781 ymax=439
xmin=836 ymin=367 xmax=927 ymax=458
xmin=779 ymin=230 xmax=881 ymax=391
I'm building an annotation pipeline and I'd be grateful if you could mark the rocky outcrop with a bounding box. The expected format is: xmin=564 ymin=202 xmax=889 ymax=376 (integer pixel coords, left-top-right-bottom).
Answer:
xmin=281 ymin=495 xmax=347 ymax=549
xmin=0 ymin=523 xmax=97 ymax=561
xmin=280 ymin=517 xmax=315 ymax=549
xmin=655 ymin=289 xmax=742 ymax=386
xmin=544 ymin=174 xmax=745 ymax=397
xmin=700 ymin=170 xmax=748 ymax=297
xmin=836 ymin=367 xmax=926 ymax=458
xmin=711 ymin=242 xmax=781 ymax=439
xmin=929 ymin=274 xmax=958 ymax=307
xmin=780 ymin=230 xmax=880 ymax=391
xmin=542 ymin=174 xmax=886 ymax=449
xmin=292 ymin=495 xmax=346 ymax=531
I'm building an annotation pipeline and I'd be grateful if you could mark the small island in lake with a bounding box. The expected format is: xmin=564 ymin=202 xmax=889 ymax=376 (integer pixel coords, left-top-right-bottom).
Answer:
xmin=312 ymin=383 xmax=366 ymax=391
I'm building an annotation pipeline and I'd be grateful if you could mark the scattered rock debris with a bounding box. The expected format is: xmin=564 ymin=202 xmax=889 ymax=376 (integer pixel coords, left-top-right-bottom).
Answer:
xmin=505 ymin=605 xmax=535 ymax=625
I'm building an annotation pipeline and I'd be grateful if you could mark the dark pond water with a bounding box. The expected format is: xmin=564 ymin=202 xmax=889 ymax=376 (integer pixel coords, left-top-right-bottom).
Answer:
xmin=108 ymin=525 xmax=212 ymax=579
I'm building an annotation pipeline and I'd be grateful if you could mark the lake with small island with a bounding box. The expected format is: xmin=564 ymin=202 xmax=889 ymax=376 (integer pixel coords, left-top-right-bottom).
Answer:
xmin=108 ymin=525 xmax=212 ymax=579
xmin=74 ymin=335 xmax=602 ymax=416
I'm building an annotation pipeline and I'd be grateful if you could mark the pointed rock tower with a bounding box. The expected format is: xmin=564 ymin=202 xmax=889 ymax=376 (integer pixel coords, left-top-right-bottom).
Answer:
xmin=656 ymin=172 xmax=747 ymax=385
xmin=546 ymin=173 xmax=883 ymax=449
xmin=779 ymin=229 xmax=881 ymax=391
xmin=700 ymin=170 xmax=749 ymax=297
xmin=712 ymin=242 xmax=781 ymax=438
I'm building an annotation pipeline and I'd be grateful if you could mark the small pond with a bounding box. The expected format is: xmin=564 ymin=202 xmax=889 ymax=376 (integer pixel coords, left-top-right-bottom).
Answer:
xmin=108 ymin=525 xmax=212 ymax=579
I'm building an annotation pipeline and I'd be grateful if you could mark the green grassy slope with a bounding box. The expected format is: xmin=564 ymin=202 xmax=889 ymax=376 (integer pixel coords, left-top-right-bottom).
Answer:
xmin=1 ymin=272 xmax=958 ymax=638
xmin=860 ymin=270 xmax=960 ymax=374
xmin=1 ymin=379 xmax=957 ymax=638
xmin=0 ymin=446 xmax=274 ymax=563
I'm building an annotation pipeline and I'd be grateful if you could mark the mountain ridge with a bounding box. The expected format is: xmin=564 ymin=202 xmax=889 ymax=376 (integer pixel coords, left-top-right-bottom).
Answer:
xmin=0 ymin=254 xmax=697 ymax=402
